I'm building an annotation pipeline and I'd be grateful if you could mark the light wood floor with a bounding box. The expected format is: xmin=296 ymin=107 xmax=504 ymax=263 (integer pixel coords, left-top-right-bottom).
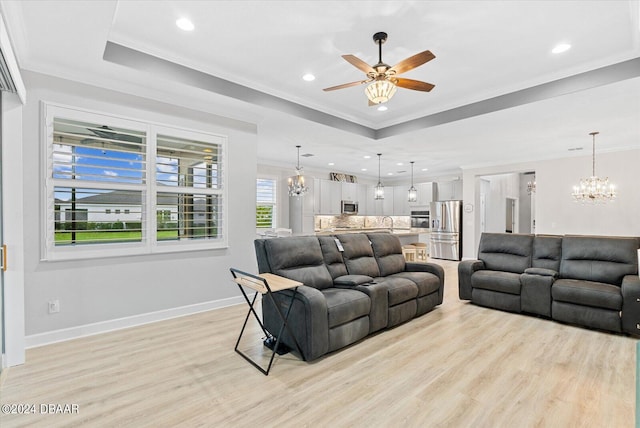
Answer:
xmin=1 ymin=260 xmax=636 ymax=427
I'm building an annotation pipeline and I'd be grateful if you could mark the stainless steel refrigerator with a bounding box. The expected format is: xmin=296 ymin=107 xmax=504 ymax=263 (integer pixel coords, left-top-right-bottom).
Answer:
xmin=429 ymin=200 xmax=462 ymax=261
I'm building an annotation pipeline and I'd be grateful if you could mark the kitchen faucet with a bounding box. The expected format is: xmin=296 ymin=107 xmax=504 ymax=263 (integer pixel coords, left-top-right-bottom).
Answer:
xmin=382 ymin=216 xmax=394 ymax=231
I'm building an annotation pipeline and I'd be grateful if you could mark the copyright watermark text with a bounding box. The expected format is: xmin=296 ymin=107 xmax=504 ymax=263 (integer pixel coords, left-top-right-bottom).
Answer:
xmin=1 ymin=403 xmax=79 ymax=415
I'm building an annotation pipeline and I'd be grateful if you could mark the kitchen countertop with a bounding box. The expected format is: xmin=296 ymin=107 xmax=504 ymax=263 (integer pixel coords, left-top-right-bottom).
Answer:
xmin=315 ymin=228 xmax=429 ymax=236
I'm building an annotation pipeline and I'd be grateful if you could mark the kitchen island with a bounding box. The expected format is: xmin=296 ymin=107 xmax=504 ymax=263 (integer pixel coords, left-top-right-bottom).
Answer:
xmin=315 ymin=228 xmax=429 ymax=247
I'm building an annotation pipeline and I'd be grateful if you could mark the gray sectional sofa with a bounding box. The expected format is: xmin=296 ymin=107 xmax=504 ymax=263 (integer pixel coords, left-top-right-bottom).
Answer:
xmin=459 ymin=232 xmax=640 ymax=335
xmin=254 ymin=232 xmax=444 ymax=361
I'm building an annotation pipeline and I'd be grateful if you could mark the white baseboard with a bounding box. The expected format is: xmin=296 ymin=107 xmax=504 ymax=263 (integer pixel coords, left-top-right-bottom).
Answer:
xmin=25 ymin=296 xmax=245 ymax=349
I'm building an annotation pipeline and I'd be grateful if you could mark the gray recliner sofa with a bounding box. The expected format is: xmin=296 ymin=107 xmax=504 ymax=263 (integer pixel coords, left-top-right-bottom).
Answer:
xmin=254 ymin=232 xmax=444 ymax=361
xmin=459 ymin=232 xmax=640 ymax=335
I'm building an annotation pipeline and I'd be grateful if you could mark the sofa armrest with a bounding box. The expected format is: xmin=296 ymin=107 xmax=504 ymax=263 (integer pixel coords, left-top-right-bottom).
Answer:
xmin=405 ymin=262 xmax=445 ymax=304
xmin=261 ymin=284 xmax=329 ymax=361
xmin=523 ymin=267 xmax=558 ymax=278
xmin=458 ymin=260 xmax=485 ymax=300
xmin=346 ymin=282 xmax=389 ymax=333
xmin=621 ymin=274 xmax=640 ymax=335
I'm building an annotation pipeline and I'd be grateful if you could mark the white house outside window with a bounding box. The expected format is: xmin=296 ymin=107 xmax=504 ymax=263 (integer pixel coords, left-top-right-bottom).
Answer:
xmin=44 ymin=103 xmax=227 ymax=260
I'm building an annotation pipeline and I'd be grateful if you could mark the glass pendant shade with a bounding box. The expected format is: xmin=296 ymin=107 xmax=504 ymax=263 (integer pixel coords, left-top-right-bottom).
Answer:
xmin=408 ymin=161 xmax=417 ymax=202
xmin=365 ymin=80 xmax=397 ymax=105
xmin=571 ymin=132 xmax=616 ymax=203
xmin=288 ymin=145 xmax=308 ymax=197
xmin=374 ymin=153 xmax=384 ymax=200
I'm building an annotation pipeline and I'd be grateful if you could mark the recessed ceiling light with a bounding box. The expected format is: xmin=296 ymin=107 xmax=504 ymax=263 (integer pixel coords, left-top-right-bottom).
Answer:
xmin=396 ymin=162 xmax=403 ymax=166
xmin=328 ymin=162 xmax=335 ymax=166
xmin=421 ymin=168 xmax=429 ymax=171
xmin=387 ymin=172 xmax=393 ymax=176
xmin=176 ymin=17 xmax=194 ymax=32
xmin=361 ymin=168 xmax=367 ymax=171
xmin=377 ymin=105 xmax=388 ymax=112
xmin=302 ymin=73 xmax=315 ymax=82
xmin=364 ymin=155 xmax=371 ymax=159
xmin=552 ymin=43 xmax=571 ymax=54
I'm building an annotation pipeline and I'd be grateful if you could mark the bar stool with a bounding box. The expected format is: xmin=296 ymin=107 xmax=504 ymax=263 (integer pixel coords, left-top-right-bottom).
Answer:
xmin=402 ymin=245 xmax=417 ymax=262
xmin=411 ymin=242 xmax=428 ymax=262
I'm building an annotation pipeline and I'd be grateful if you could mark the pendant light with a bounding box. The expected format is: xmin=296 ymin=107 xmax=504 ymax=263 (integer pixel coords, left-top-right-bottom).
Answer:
xmin=571 ymin=132 xmax=616 ymax=203
xmin=288 ymin=145 xmax=308 ymax=197
xmin=374 ymin=153 xmax=384 ymax=200
xmin=407 ymin=161 xmax=417 ymax=202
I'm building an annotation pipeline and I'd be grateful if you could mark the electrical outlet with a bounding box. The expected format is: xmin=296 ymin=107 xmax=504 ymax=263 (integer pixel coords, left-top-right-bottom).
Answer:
xmin=48 ymin=300 xmax=60 ymax=314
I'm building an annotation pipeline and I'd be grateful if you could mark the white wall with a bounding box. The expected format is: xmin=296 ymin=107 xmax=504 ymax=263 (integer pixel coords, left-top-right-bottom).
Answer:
xmin=462 ymin=148 xmax=640 ymax=259
xmin=21 ymin=72 xmax=258 ymax=343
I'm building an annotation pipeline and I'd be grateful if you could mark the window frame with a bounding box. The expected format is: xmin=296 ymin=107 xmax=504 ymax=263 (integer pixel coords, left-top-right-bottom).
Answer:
xmin=42 ymin=102 xmax=228 ymax=261
xmin=256 ymin=177 xmax=277 ymax=229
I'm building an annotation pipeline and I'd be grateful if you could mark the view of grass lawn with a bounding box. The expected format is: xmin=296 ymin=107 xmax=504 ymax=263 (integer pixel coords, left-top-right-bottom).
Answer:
xmin=55 ymin=229 xmax=180 ymax=244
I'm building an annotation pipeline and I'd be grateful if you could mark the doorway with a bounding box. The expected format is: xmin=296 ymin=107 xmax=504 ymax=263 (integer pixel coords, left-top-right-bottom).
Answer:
xmin=505 ymin=197 xmax=517 ymax=233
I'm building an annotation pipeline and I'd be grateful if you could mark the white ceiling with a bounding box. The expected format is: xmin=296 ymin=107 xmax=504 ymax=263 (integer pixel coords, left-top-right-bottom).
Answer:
xmin=2 ymin=0 xmax=640 ymax=181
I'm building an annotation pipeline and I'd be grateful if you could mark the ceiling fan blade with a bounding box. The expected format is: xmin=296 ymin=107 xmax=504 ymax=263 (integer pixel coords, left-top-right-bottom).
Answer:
xmin=394 ymin=78 xmax=435 ymax=92
xmin=323 ymin=79 xmax=372 ymax=92
xmin=390 ymin=50 xmax=435 ymax=75
xmin=342 ymin=54 xmax=375 ymax=74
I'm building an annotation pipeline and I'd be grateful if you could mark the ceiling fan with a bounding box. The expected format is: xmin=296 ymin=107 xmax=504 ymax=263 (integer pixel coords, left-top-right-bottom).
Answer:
xmin=323 ymin=32 xmax=436 ymax=106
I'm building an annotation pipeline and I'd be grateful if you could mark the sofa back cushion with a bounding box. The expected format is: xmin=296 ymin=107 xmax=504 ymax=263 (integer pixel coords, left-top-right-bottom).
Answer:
xmin=263 ymin=236 xmax=334 ymax=289
xmin=318 ymin=236 xmax=348 ymax=279
xmin=532 ymin=235 xmax=562 ymax=271
xmin=367 ymin=232 xmax=406 ymax=276
xmin=560 ymin=236 xmax=639 ymax=285
xmin=338 ymin=234 xmax=381 ymax=278
xmin=478 ymin=233 xmax=534 ymax=274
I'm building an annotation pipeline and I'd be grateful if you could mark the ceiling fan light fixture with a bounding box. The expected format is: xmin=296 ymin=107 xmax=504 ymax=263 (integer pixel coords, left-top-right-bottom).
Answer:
xmin=365 ymin=79 xmax=397 ymax=104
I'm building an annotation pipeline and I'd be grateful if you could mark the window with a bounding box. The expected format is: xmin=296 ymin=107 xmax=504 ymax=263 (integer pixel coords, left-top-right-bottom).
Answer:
xmin=44 ymin=104 xmax=227 ymax=260
xmin=256 ymin=178 xmax=276 ymax=228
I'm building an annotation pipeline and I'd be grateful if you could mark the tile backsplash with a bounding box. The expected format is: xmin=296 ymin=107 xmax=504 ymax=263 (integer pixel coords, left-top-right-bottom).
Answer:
xmin=315 ymin=215 xmax=410 ymax=231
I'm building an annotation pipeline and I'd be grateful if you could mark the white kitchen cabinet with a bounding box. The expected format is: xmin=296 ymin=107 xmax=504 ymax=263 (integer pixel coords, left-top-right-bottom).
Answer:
xmin=319 ymin=179 xmax=342 ymax=214
xmin=341 ymin=182 xmax=358 ymax=201
xmin=357 ymin=184 xmax=368 ymax=215
xmin=414 ymin=182 xmax=435 ymax=206
xmin=437 ymin=180 xmax=463 ymax=200
xmin=393 ymin=185 xmax=411 ymax=215
xmin=313 ymin=178 xmax=321 ymax=214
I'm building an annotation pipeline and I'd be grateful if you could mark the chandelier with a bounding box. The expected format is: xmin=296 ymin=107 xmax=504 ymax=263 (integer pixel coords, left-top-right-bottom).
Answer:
xmin=408 ymin=161 xmax=417 ymax=202
xmin=374 ymin=153 xmax=384 ymax=200
xmin=571 ymin=132 xmax=616 ymax=203
xmin=527 ymin=180 xmax=536 ymax=195
xmin=288 ymin=145 xmax=308 ymax=197
xmin=365 ymin=79 xmax=397 ymax=105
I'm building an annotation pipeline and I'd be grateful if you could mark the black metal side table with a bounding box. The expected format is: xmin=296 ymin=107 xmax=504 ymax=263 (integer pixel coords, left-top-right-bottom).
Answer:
xmin=229 ymin=268 xmax=305 ymax=375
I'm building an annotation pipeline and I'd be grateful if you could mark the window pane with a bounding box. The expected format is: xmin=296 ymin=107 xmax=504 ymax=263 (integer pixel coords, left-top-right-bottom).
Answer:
xmin=54 ymin=187 xmax=143 ymax=245
xmin=256 ymin=178 xmax=276 ymax=228
xmin=157 ymin=192 xmax=221 ymax=241
xmin=156 ymin=135 xmax=222 ymax=189
xmin=53 ymin=118 xmax=146 ymax=184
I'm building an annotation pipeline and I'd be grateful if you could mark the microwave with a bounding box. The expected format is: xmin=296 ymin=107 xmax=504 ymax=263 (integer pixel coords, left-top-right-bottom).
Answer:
xmin=341 ymin=200 xmax=358 ymax=215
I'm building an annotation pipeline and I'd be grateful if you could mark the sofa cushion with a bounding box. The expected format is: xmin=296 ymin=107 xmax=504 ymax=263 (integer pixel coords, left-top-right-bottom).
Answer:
xmin=338 ymin=234 xmax=381 ymax=278
xmin=367 ymin=232 xmax=406 ymax=276
xmin=478 ymin=233 xmax=534 ymax=274
xmin=376 ymin=276 xmax=419 ymax=306
xmin=318 ymin=236 xmax=348 ymax=279
xmin=532 ymin=235 xmax=562 ymax=271
xmin=391 ymin=272 xmax=440 ymax=297
xmin=560 ymin=236 xmax=639 ymax=285
xmin=322 ymin=288 xmax=371 ymax=328
xmin=264 ymin=236 xmax=334 ymax=289
xmin=552 ymin=279 xmax=622 ymax=311
xmin=471 ymin=270 xmax=521 ymax=295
